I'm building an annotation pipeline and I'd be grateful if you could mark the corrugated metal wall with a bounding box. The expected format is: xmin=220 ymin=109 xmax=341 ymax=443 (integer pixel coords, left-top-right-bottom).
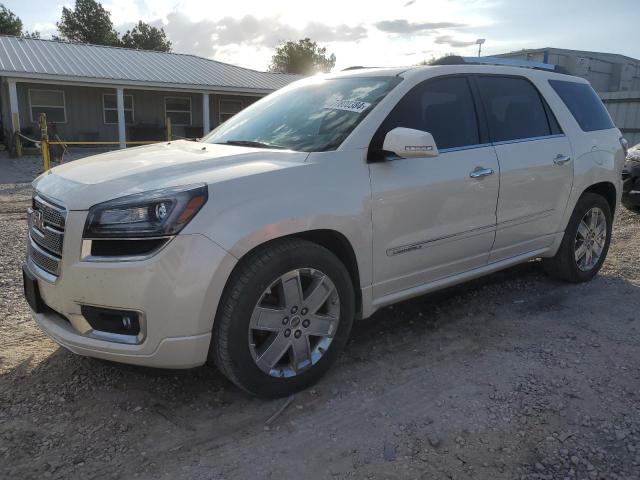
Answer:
xmin=601 ymin=91 xmax=640 ymax=146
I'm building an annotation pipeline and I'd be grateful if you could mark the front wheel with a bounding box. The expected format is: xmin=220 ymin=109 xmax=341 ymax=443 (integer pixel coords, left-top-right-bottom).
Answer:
xmin=211 ymin=238 xmax=355 ymax=398
xmin=543 ymin=192 xmax=613 ymax=283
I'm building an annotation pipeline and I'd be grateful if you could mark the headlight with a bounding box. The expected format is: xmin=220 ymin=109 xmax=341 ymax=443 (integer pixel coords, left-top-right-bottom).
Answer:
xmin=84 ymin=184 xmax=208 ymax=238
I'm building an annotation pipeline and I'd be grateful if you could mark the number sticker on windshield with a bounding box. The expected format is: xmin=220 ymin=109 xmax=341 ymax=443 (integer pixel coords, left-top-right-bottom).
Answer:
xmin=323 ymin=100 xmax=371 ymax=113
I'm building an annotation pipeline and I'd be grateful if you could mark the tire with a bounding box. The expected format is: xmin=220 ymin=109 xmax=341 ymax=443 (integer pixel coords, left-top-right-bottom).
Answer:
xmin=210 ymin=238 xmax=355 ymax=398
xmin=543 ymin=192 xmax=613 ymax=283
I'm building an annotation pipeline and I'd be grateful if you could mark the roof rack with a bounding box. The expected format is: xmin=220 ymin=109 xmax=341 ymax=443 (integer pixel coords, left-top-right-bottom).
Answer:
xmin=431 ymin=55 xmax=570 ymax=74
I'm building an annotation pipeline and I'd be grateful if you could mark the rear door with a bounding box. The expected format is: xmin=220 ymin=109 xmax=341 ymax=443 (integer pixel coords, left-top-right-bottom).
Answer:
xmin=475 ymin=75 xmax=574 ymax=262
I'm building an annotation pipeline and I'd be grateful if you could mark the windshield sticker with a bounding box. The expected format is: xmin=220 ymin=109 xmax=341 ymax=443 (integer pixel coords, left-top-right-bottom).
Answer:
xmin=323 ymin=99 xmax=371 ymax=113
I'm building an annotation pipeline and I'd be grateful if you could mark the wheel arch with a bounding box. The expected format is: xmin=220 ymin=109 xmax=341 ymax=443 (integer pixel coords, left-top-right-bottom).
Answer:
xmin=226 ymin=229 xmax=363 ymax=317
xmin=583 ymin=181 xmax=617 ymax=215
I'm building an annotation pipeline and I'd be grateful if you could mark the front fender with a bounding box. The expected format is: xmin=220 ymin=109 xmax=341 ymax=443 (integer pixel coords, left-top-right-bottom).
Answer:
xmin=184 ymin=151 xmax=373 ymax=289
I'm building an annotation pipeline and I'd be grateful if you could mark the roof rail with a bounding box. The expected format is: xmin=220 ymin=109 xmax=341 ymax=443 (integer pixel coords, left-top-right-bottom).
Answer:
xmin=431 ymin=55 xmax=570 ymax=74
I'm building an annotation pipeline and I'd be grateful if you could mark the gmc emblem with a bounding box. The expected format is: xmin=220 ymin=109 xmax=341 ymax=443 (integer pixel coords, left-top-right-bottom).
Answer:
xmin=31 ymin=209 xmax=45 ymax=232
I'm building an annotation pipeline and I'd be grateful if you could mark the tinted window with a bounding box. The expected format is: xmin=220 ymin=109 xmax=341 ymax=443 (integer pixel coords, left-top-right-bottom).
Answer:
xmin=371 ymin=77 xmax=480 ymax=151
xmin=477 ymin=77 xmax=551 ymax=142
xmin=549 ymin=80 xmax=614 ymax=132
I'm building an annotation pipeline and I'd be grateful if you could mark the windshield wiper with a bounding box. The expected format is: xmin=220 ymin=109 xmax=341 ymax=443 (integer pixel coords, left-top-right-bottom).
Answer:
xmin=213 ymin=140 xmax=286 ymax=150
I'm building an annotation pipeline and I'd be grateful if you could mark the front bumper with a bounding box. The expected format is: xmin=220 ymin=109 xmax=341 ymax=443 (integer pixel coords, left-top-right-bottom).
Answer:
xmin=26 ymin=209 xmax=237 ymax=368
xmin=32 ymin=308 xmax=212 ymax=368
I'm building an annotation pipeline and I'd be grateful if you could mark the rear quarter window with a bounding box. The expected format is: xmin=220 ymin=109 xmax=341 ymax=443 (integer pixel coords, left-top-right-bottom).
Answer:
xmin=548 ymin=80 xmax=615 ymax=132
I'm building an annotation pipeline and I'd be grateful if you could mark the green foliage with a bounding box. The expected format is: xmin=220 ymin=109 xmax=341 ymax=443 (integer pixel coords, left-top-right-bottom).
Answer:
xmin=269 ymin=38 xmax=336 ymax=75
xmin=121 ymin=21 xmax=171 ymax=52
xmin=423 ymin=53 xmax=458 ymax=65
xmin=56 ymin=0 xmax=120 ymax=46
xmin=0 ymin=4 xmax=23 ymax=36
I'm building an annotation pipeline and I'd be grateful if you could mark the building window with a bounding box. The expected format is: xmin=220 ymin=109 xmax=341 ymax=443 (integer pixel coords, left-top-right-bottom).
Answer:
xmin=29 ymin=89 xmax=66 ymax=123
xmin=165 ymin=97 xmax=192 ymax=126
xmin=103 ymin=93 xmax=134 ymax=124
xmin=219 ymin=99 xmax=243 ymax=124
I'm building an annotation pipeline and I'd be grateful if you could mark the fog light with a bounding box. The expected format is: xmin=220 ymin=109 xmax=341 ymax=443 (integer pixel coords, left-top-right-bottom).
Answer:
xmin=81 ymin=305 xmax=141 ymax=336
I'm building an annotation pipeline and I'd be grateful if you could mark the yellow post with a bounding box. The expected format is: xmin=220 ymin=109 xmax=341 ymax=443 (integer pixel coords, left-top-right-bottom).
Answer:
xmin=12 ymin=112 xmax=22 ymax=158
xmin=166 ymin=116 xmax=172 ymax=142
xmin=39 ymin=113 xmax=50 ymax=172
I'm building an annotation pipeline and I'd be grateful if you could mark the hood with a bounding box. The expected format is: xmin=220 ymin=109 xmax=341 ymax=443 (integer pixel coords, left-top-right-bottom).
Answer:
xmin=33 ymin=140 xmax=309 ymax=210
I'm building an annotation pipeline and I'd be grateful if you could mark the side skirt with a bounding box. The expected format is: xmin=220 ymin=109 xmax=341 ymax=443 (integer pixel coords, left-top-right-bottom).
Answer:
xmin=363 ymin=247 xmax=550 ymax=317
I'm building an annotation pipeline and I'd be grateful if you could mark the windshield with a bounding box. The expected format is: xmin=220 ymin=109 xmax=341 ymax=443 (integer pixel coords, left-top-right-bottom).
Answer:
xmin=203 ymin=76 xmax=401 ymax=152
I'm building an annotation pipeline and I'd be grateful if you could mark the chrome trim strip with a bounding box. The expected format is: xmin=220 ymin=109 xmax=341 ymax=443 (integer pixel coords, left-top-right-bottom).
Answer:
xmin=387 ymin=224 xmax=495 ymax=256
xmin=437 ymin=135 xmax=565 ymax=154
xmin=26 ymin=256 xmax=58 ymax=284
xmin=34 ymin=193 xmax=66 ymax=213
xmin=497 ymin=209 xmax=555 ymax=230
xmin=70 ymin=303 xmax=147 ymax=345
xmin=492 ymin=134 xmax=565 ymax=147
xmin=439 ymin=143 xmax=492 ymax=154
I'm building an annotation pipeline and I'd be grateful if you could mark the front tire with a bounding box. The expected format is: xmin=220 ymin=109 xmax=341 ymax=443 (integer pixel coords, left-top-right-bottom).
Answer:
xmin=211 ymin=238 xmax=355 ymax=398
xmin=543 ymin=192 xmax=613 ymax=283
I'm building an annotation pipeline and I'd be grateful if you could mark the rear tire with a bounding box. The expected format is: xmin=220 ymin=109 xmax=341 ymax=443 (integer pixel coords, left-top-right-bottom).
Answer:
xmin=211 ymin=238 xmax=355 ymax=398
xmin=543 ymin=192 xmax=612 ymax=283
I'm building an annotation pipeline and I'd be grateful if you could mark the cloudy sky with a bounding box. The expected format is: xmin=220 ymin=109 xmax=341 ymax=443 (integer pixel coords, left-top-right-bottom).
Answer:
xmin=5 ymin=0 xmax=640 ymax=71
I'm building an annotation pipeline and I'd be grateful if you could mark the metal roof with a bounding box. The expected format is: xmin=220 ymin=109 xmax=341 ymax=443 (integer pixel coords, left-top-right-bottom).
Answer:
xmin=0 ymin=35 xmax=301 ymax=93
xmin=496 ymin=47 xmax=640 ymax=65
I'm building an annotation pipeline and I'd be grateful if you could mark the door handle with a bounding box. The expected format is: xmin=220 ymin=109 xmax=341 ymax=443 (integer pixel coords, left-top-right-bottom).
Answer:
xmin=553 ymin=154 xmax=572 ymax=165
xmin=469 ymin=167 xmax=495 ymax=178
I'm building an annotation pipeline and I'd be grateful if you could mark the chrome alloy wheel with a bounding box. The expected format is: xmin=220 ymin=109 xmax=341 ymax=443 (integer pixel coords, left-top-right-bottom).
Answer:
xmin=574 ymin=207 xmax=607 ymax=272
xmin=248 ymin=268 xmax=340 ymax=378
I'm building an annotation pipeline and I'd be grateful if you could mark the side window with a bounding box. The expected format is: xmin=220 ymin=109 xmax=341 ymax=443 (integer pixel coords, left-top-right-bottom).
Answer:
xmin=371 ymin=76 xmax=480 ymax=152
xmin=476 ymin=77 xmax=552 ymax=142
xmin=549 ymin=80 xmax=615 ymax=132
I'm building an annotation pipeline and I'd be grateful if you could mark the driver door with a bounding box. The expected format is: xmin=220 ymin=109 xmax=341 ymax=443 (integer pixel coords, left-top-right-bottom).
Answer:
xmin=368 ymin=76 xmax=500 ymax=301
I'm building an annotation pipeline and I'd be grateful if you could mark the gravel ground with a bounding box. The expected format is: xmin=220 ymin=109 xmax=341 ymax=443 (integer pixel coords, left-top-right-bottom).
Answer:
xmin=1 ymin=157 xmax=639 ymax=479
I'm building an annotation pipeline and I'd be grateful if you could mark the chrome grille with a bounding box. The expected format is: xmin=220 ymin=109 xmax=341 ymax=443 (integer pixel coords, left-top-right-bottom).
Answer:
xmin=28 ymin=240 xmax=61 ymax=275
xmin=30 ymin=223 xmax=64 ymax=255
xmin=27 ymin=194 xmax=67 ymax=277
xmin=33 ymin=196 xmax=65 ymax=228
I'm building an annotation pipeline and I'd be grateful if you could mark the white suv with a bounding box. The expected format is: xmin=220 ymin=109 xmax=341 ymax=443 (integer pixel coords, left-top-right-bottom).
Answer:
xmin=24 ymin=57 xmax=625 ymax=397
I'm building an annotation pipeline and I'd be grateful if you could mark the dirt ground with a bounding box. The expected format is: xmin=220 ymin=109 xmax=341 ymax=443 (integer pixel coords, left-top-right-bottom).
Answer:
xmin=1 ymin=156 xmax=639 ymax=480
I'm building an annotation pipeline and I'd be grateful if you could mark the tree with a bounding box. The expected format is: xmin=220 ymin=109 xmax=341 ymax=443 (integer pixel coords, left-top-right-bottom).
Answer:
xmin=0 ymin=4 xmax=23 ymax=36
xmin=268 ymin=38 xmax=336 ymax=75
xmin=121 ymin=21 xmax=171 ymax=52
xmin=56 ymin=0 xmax=119 ymax=46
xmin=0 ymin=4 xmax=40 ymax=38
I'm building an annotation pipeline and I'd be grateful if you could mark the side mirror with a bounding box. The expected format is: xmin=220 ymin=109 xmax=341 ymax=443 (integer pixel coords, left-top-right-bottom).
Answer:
xmin=382 ymin=127 xmax=439 ymax=159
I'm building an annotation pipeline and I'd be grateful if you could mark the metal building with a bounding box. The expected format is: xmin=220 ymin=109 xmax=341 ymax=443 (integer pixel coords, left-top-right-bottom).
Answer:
xmin=497 ymin=47 xmax=640 ymax=146
xmin=0 ymin=35 xmax=300 ymax=148
xmin=496 ymin=47 xmax=640 ymax=93
xmin=600 ymin=91 xmax=640 ymax=146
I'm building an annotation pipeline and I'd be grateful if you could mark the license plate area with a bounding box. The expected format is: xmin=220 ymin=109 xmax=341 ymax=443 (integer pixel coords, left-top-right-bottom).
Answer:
xmin=23 ymin=265 xmax=45 ymax=313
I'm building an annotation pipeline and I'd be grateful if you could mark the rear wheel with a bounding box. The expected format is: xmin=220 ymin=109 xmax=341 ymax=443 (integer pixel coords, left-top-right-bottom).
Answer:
xmin=543 ymin=193 xmax=612 ymax=283
xmin=211 ymin=238 xmax=355 ymax=398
